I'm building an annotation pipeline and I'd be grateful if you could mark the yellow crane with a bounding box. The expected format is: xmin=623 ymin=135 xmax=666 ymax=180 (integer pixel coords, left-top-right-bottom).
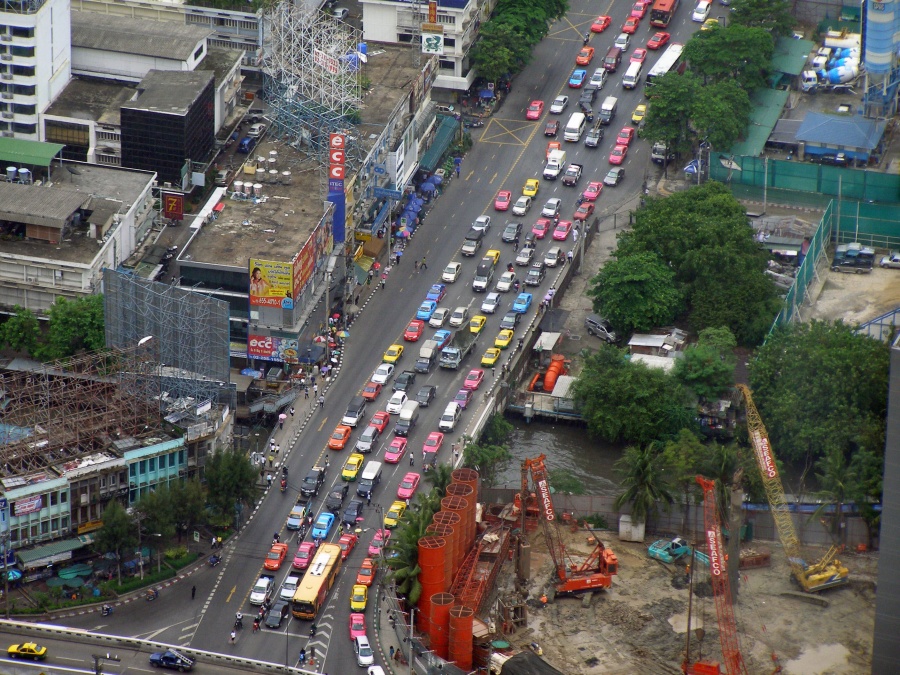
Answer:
xmin=737 ymin=385 xmax=849 ymax=592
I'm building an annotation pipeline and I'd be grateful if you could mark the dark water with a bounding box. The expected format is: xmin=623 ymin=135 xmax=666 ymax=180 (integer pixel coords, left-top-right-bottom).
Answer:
xmin=495 ymin=416 xmax=624 ymax=496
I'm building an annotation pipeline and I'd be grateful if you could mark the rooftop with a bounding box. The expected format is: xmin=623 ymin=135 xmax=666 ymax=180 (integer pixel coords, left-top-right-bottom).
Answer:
xmin=182 ymin=139 xmax=325 ymax=268
xmin=771 ymin=36 xmax=816 ymax=77
xmin=0 ymin=182 xmax=90 ymax=229
xmin=124 ymin=70 xmax=215 ymax=116
xmin=199 ymin=46 xmax=245 ymax=82
xmin=43 ymin=78 xmax=134 ymax=127
xmin=356 ymin=43 xmax=427 ymax=147
xmin=796 ymin=111 xmax=887 ymax=151
xmin=71 ymin=11 xmax=213 ymax=62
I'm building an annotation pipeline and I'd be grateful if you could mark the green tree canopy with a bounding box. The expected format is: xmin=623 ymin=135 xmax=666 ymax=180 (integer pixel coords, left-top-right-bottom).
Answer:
xmin=690 ymin=79 xmax=751 ymax=151
xmin=94 ymin=500 xmax=136 ymax=584
xmin=682 ymin=24 xmax=774 ymax=89
xmin=40 ymin=295 xmax=106 ymax=360
xmin=673 ymin=344 xmax=735 ymax=400
xmin=697 ymin=326 xmax=737 ymax=355
xmin=729 ymin=0 xmax=795 ymax=37
xmin=614 ymin=442 xmax=675 ymax=523
xmin=641 ymin=70 xmax=700 ymax=156
xmin=0 ymin=306 xmax=41 ymax=356
xmin=204 ymin=447 xmax=260 ymax=522
xmin=462 ymin=438 xmax=512 ymax=488
xmin=749 ymin=321 xmax=889 ymax=465
xmin=470 ymin=22 xmax=533 ymax=83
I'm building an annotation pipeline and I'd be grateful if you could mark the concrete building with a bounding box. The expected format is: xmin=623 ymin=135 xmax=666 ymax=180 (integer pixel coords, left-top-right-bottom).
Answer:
xmin=0 ymin=0 xmax=72 ymax=139
xmin=360 ymin=0 xmax=496 ymax=91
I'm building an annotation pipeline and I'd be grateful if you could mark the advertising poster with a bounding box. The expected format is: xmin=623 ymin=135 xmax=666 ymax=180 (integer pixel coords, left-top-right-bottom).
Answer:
xmin=249 ymin=259 xmax=294 ymax=309
xmin=247 ymin=334 xmax=300 ymax=363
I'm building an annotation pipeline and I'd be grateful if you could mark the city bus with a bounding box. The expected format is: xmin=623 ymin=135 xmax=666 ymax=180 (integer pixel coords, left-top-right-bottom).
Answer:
xmin=291 ymin=543 xmax=342 ymax=620
xmin=645 ymin=43 xmax=685 ymax=87
xmin=649 ymin=0 xmax=680 ymax=27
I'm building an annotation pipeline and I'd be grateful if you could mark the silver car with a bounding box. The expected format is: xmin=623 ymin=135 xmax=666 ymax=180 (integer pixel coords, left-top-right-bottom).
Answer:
xmin=516 ymin=247 xmax=536 ymax=266
xmin=481 ymin=292 xmax=503 ymax=314
xmin=541 ymin=198 xmax=562 ymax=218
xmin=449 ymin=306 xmax=469 ymax=327
xmin=614 ymin=33 xmax=630 ymax=50
xmin=429 ymin=307 xmax=450 ymax=328
xmin=472 ymin=215 xmax=491 ymax=233
xmin=549 ymin=95 xmax=569 ymax=114
xmin=496 ymin=271 xmax=517 ymax=292
xmin=512 ymin=196 xmax=532 ymax=216
xmin=880 ymin=251 xmax=900 ymax=268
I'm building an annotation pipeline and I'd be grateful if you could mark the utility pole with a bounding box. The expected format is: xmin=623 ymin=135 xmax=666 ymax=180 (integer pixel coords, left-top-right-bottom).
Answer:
xmin=92 ymin=653 xmax=121 ymax=675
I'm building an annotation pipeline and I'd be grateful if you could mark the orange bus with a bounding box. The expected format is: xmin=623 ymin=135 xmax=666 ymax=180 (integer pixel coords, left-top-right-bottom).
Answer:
xmin=291 ymin=543 xmax=342 ymax=620
xmin=649 ymin=0 xmax=680 ymax=27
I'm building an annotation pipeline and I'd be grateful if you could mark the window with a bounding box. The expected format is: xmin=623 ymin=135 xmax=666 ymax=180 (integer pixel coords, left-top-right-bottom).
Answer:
xmin=179 ymin=449 xmax=185 ymax=463
xmin=130 ymin=464 xmax=136 ymax=478
xmin=51 ymin=518 xmax=58 ymax=531
xmin=40 ymin=521 xmax=48 ymax=535
xmin=193 ymin=44 xmax=204 ymax=60
xmin=444 ymin=38 xmax=456 ymax=47
xmin=169 ymin=453 xmax=176 ymax=468
xmin=50 ymin=492 xmax=57 ymax=506
xmin=10 ymin=27 xmax=34 ymax=38
xmin=60 ymin=491 xmax=67 ymax=503
xmin=30 ymin=524 xmax=37 ymax=537
xmin=140 ymin=460 xmax=147 ymax=474
xmin=11 ymin=64 xmax=34 ymax=77
xmin=149 ymin=457 xmax=156 ymax=472
xmin=100 ymin=477 xmax=106 ymax=488
xmin=12 ymin=122 xmax=35 ymax=134
xmin=10 ymin=45 xmax=33 ymax=58
xmin=9 ymin=529 xmax=17 ymax=542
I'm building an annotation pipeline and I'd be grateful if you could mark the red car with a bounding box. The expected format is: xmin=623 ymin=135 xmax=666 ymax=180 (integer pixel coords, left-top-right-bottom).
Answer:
xmin=582 ymin=181 xmax=603 ymax=201
xmin=357 ymin=558 xmax=377 ymax=586
xmin=403 ymin=319 xmax=425 ymax=342
xmin=622 ymin=17 xmax=640 ymax=34
xmin=526 ymin=100 xmax=544 ymax=120
xmin=349 ymin=612 xmax=367 ymax=640
xmin=617 ymin=127 xmax=636 ymax=147
xmin=370 ymin=411 xmax=390 ymax=433
xmin=631 ymin=1 xmax=649 ymax=18
xmin=609 ymin=144 xmax=628 ymax=165
xmin=532 ymin=218 xmax=552 ymax=239
xmin=647 ymin=32 xmax=670 ymax=50
xmin=423 ymin=431 xmax=444 ymax=455
xmin=544 ymin=120 xmax=559 ymax=137
xmin=494 ymin=191 xmax=512 ymax=211
xmin=338 ymin=532 xmax=358 ymax=560
xmin=367 ymin=529 xmax=390 ymax=556
xmin=576 ymin=47 xmax=594 ymax=66
xmin=574 ymin=202 xmax=595 ymax=221
xmin=463 ymin=368 xmax=485 ymax=391
xmin=397 ymin=472 xmax=421 ymax=500
xmin=293 ymin=541 xmax=315 ymax=570
xmin=631 ymin=48 xmax=648 ymax=64
xmin=328 ymin=424 xmax=352 ymax=450
xmin=362 ymin=381 xmax=382 ymax=401
xmin=385 ymin=437 xmax=407 ymax=463
xmin=553 ymin=220 xmax=573 ymax=241
xmin=591 ymin=15 xmax=611 ymax=32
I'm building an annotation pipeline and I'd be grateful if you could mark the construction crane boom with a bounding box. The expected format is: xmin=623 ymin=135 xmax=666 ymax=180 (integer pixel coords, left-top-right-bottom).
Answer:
xmin=737 ymin=385 xmax=849 ymax=592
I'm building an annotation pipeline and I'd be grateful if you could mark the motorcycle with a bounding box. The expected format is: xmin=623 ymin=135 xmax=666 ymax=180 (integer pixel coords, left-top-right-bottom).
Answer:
xmin=465 ymin=119 xmax=485 ymax=129
xmin=209 ymin=554 xmax=221 ymax=567
xmin=280 ymin=479 xmax=287 ymax=493
xmin=146 ymin=588 xmax=159 ymax=602
xmin=101 ymin=605 xmax=114 ymax=616
xmin=235 ymin=615 xmax=244 ymax=630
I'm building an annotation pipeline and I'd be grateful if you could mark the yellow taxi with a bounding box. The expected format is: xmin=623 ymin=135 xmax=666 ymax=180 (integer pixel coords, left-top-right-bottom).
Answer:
xmin=383 ymin=344 xmax=404 ymax=363
xmin=632 ymin=104 xmax=647 ymax=124
xmin=350 ymin=584 xmax=368 ymax=611
xmin=495 ymin=329 xmax=514 ymax=349
xmin=481 ymin=347 xmax=502 ymax=367
xmin=483 ymin=249 xmax=501 ymax=265
xmin=469 ymin=315 xmax=487 ymax=334
xmin=7 ymin=643 xmax=47 ymax=660
xmin=342 ymin=453 xmax=365 ymax=481
xmin=523 ymin=178 xmax=540 ymax=197
xmin=383 ymin=500 xmax=407 ymax=529
xmin=701 ymin=17 xmax=719 ymax=30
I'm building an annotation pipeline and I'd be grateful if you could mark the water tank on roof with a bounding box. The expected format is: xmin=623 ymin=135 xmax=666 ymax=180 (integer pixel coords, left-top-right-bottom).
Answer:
xmin=6 ymin=166 xmax=15 ymax=182
xmin=19 ymin=168 xmax=30 ymax=184
xmin=281 ymin=170 xmax=292 ymax=185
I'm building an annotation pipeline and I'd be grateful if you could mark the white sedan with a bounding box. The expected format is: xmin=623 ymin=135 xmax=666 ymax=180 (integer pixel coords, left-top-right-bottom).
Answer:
xmin=549 ymin=95 xmax=569 ymax=114
xmin=512 ymin=196 xmax=532 ymax=216
xmin=880 ymin=251 xmax=900 ymax=268
xmin=541 ymin=198 xmax=562 ymax=218
xmin=429 ymin=307 xmax=451 ymax=328
xmin=442 ymin=262 xmax=462 ymax=283
xmin=371 ymin=363 xmax=395 ymax=385
xmin=496 ymin=271 xmax=517 ymax=292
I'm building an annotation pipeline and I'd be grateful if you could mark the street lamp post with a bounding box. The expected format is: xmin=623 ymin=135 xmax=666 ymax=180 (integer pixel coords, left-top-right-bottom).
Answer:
xmin=150 ymin=534 xmax=162 ymax=574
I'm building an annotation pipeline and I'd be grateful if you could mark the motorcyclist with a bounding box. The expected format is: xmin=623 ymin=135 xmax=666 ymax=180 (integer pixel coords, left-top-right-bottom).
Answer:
xmin=583 ymin=32 xmax=590 ymax=45
xmin=102 ymin=604 xmax=112 ymax=615
xmin=282 ymin=466 xmax=288 ymax=477
xmin=309 ymin=623 xmax=317 ymax=637
xmin=273 ymin=532 xmax=280 ymax=543
xmin=235 ymin=612 xmax=244 ymax=629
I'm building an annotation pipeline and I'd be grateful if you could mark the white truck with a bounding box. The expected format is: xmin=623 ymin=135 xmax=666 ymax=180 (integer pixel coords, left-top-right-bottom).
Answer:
xmin=250 ymin=574 xmax=276 ymax=605
xmin=543 ymin=149 xmax=566 ymax=180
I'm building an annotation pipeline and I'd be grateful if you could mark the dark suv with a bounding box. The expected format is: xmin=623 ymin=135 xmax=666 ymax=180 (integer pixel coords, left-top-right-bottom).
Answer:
xmin=342 ymin=500 xmax=365 ymax=528
xmin=500 ymin=311 xmax=521 ymax=331
xmin=392 ymin=370 xmax=416 ymax=392
xmin=324 ymin=484 xmax=350 ymax=512
xmin=300 ymin=466 xmax=326 ymax=497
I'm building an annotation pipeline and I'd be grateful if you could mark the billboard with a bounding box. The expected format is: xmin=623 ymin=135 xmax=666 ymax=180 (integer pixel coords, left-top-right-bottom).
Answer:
xmin=247 ymin=334 xmax=300 ymax=363
xmin=291 ymin=219 xmax=334 ymax=298
xmin=249 ymin=259 xmax=294 ymax=309
xmin=162 ymin=192 xmax=184 ymax=220
xmin=14 ymin=495 xmax=42 ymax=516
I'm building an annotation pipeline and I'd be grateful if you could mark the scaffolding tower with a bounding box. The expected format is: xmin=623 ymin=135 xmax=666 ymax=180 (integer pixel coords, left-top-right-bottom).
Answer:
xmin=263 ymin=4 xmax=365 ymax=176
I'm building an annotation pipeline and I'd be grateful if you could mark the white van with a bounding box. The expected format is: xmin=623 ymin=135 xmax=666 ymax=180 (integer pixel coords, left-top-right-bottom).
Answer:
xmin=438 ymin=402 xmax=462 ymax=432
xmin=395 ymin=401 xmax=420 ymax=437
xmin=563 ymin=112 xmax=587 ymax=142
xmin=622 ymin=62 xmax=642 ymax=89
xmin=692 ymin=0 xmax=711 ymax=21
xmin=357 ymin=460 xmax=383 ymax=497
xmin=355 ymin=636 xmax=375 ymax=666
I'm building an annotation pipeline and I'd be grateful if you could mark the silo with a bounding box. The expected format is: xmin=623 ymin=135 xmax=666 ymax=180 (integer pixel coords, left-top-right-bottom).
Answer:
xmin=446 ymin=483 xmax=476 ymax=547
xmin=426 ymin=523 xmax=454 ymax=590
xmin=863 ymin=0 xmax=894 ymax=82
xmin=433 ymin=510 xmax=463 ymax=574
xmin=452 ymin=467 xmax=480 ymax=500
xmin=417 ymin=536 xmax=447 ymax=634
xmin=448 ymin=605 xmax=475 ymax=669
xmin=429 ymin=592 xmax=454 ymax=659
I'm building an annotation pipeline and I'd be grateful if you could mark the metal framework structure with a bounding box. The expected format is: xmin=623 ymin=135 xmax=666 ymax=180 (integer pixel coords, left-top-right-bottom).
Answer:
xmin=0 ymin=343 xmax=163 ymax=477
xmin=263 ymin=4 xmax=365 ymax=174
xmin=449 ymin=525 xmax=511 ymax=613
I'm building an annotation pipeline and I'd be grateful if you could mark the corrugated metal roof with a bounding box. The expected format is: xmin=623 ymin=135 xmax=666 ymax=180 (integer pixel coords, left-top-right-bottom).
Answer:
xmin=795 ymin=111 xmax=886 ymax=151
xmin=535 ymin=332 xmax=561 ymax=351
xmin=628 ymin=334 xmax=667 ymax=348
xmin=771 ymin=37 xmax=816 ymax=76
xmin=550 ymin=375 xmax=576 ymax=398
xmin=0 ymin=182 xmax=90 ymax=229
xmin=0 ymin=137 xmax=64 ymax=167
xmin=17 ymin=534 xmax=94 ymax=564
xmin=630 ymin=354 xmax=677 ymax=372
xmin=420 ymin=115 xmax=460 ymax=172
xmin=729 ymin=89 xmax=789 ymax=157
xmin=71 ymin=11 xmax=212 ymax=62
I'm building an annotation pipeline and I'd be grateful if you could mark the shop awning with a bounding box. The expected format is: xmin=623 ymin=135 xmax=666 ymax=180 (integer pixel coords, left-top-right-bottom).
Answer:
xmin=419 ymin=116 xmax=460 ymax=173
xmin=17 ymin=534 xmax=95 ymax=569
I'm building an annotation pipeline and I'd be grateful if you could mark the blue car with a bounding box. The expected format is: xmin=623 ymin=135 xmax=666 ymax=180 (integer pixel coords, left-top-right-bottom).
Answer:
xmin=568 ymin=69 xmax=587 ymax=88
xmin=433 ymin=329 xmax=452 ymax=350
xmin=312 ymin=511 xmax=335 ymax=539
xmin=512 ymin=292 xmax=533 ymax=313
xmin=426 ymin=284 xmax=446 ymax=302
xmin=416 ymin=300 xmax=437 ymax=321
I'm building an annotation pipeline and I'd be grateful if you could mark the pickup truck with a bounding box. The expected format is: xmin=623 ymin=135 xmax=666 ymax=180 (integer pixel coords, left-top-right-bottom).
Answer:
xmin=543 ymin=149 xmax=566 ymax=180
xmin=300 ymin=465 xmax=326 ymax=497
xmin=415 ymin=340 xmax=439 ymax=373
xmin=439 ymin=330 xmax=477 ymax=369
xmin=651 ymin=141 xmax=675 ymax=165
xmin=562 ymin=163 xmax=583 ymax=186
xmin=250 ymin=574 xmax=276 ymax=605
xmin=831 ymin=242 xmax=874 ymax=274
xmin=286 ymin=495 xmax=311 ymax=529
xmin=647 ymin=537 xmax=710 ymax=565
xmin=280 ymin=574 xmax=300 ymax=601
xmin=461 ymin=228 xmax=484 ymax=256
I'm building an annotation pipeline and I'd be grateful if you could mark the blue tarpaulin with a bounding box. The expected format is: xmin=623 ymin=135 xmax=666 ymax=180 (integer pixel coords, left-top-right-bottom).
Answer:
xmin=479 ymin=89 xmax=495 ymax=99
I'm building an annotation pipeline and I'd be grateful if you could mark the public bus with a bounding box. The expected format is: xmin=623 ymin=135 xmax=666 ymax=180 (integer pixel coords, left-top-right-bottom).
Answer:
xmin=649 ymin=0 xmax=680 ymax=27
xmin=291 ymin=543 xmax=342 ymax=620
xmin=645 ymin=43 xmax=685 ymax=87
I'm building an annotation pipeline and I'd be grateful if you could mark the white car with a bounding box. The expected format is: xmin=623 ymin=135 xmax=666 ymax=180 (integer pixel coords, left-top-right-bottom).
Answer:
xmin=496 ymin=271 xmax=517 ymax=292
xmin=280 ymin=575 xmax=300 ymax=601
xmin=549 ymin=96 xmax=569 ymax=114
xmin=589 ymin=68 xmax=607 ymax=88
xmin=614 ymin=33 xmax=630 ymax=50
xmin=247 ymin=122 xmax=266 ymax=138
xmin=472 ymin=215 xmax=491 ymax=233
xmin=371 ymin=363 xmax=394 ymax=385
xmin=541 ymin=198 xmax=562 ymax=218
xmin=442 ymin=262 xmax=462 ymax=283
xmin=429 ymin=307 xmax=451 ymax=327
xmin=880 ymin=251 xmax=900 ymax=268
xmin=512 ymin=196 xmax=532 ymax=216
xmin=481 ymin=292 xmax=503 ymax=314
xmin=449 ymin=306 xmax=469 ymax=327
xmin=516 ymin=247 xmax=536 ymax=266
xmin=386 ymin=391 xmax=408 ymax=414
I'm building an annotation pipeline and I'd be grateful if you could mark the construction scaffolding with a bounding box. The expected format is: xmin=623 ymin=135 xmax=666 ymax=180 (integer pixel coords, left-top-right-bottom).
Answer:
xmin=263 ymin=4 xmax=365 ymax=175
xmin=0 ymin=341 xmax=163 ymax=477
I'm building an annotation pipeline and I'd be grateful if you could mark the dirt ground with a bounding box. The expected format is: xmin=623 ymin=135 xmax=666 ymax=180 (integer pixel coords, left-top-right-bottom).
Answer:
xmin=506 ymin=528 xmax=877 ymax=675
xmin=804 ymin=266 xmax=900 ymax=325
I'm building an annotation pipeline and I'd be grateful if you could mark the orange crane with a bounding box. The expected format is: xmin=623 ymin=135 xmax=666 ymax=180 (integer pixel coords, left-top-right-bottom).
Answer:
xmin=521 ymin=454 xmax=618 ymax=594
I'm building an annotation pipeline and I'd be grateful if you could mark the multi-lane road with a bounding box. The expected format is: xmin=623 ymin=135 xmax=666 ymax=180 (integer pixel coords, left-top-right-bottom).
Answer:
xmin=49 ymin=1 xmax=709 ymax=672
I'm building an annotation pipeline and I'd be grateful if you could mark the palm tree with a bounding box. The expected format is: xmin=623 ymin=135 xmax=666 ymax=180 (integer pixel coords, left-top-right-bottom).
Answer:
xmin=812 ymin=446 xmax=857 ymax=546
xmin=384 ymin=488 xmax=440 ymax=606
xmin=613 ymin=442 xmax=675 ymax=528
xmin=425 ymin=463 xmax=453 ymax=498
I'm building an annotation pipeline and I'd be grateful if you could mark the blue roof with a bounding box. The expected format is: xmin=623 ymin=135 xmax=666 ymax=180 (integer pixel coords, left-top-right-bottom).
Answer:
xmin=795 ymin=112 xmax=886 ymax=151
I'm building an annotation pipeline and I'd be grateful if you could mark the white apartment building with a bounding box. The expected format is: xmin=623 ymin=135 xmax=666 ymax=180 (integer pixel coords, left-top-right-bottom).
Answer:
xmin=0 ymin=0 xmax=72 ymax=139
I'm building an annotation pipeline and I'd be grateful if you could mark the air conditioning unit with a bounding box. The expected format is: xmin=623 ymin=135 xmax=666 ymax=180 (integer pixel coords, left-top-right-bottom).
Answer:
xmin=0 ymin=55 xmax=11 ymax=62
xmin=0 ymin=36 xmax=11 ymax=42
xmin=1 ymin=113 xmax=11 ymax=119
xmin=0 ymin=74 xmax=11 ymax=81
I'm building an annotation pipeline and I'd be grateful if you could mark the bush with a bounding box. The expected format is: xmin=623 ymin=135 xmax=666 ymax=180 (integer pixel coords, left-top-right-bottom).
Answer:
xmin=583 ymin=514 xmax=609 ymax=529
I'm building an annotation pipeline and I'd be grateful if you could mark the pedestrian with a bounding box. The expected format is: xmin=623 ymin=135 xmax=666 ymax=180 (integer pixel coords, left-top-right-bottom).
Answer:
xmin=454 ymin=447 xmax=460 ymax=462
xmin=318 ymin=395 xmax=325 ymax=408
xmin=313 ymin=383 xmax=318 ymax=396
xmin=192 ymin=585 xmax=196 ymax=600
xmin=456 ymin=164 xmax=461 ymax=178
xmin=211 ymin=536 xmax=216 ymax=549
xmin=366 ymin=491 xmax=372 ymax=506
xmin=267 ymin=474 xmax=273 ymax=487
xmin=268 ymin=454 xmax=274 ymax=467
xmin=279 ymin=419 xmax=284 ymax=430
xmin=409 ymin=452 xmax=414 ymax=466
xmin=380 ymin=276 xmax=386 ymax=290
xmin=299 ymin=648 xmax=306 ymax=664
xmin=304 ymin=387 xmax=309 ymax=399
xmin=405 ymin=497 xmax=410 ymax=508
xmin=367 ymin=269 xmax=374 ymax=285
xmin=311 ymin=373 xmax=316 ymax=386
xmin=566 ymin=250 xmax=573 ymax=264
xmin=389 ymin=646 xmax=395 ymax=661
xmin=230 ymin=630 xmax=236 ymax=644
xmin=269 ymin=439 xmax=275 ymax=451
xmin=421 ymin=257 xmax=427 ymax=270
xmin=414 ymin=260 xmax=419 ymax=272
xmin=573 ymin=229 xmax=579 ymax=243
xmin=275 ymin=444 xmax=281 ymax=455
xmin=290 ymin=406 xmax=295 ymax=417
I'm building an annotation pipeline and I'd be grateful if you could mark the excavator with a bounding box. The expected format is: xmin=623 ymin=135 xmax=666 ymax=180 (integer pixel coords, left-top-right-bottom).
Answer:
xmin=737 ymin=385 xmax=849 ymax=592
xmin=520 ymin=454 xmax=618 ymax=594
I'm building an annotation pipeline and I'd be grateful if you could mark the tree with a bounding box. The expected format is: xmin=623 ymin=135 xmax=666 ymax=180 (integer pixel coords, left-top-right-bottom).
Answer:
xmin=587 ymin=252 xmax=682 ymax=334
xmin=425 ymin=463 xmax=453 ymax=498
xmin=812 ymin=446 xmax=855 ymax=546
xmin=613 ymin=442 xmax=675 ymax=525
xmin=94 ymin=500 xmax=136 ymax=585
xmin=0 ymin=306 xmax=41 ymax=356
xmin=549 ymin=468 xmax=585 ymax=495
xmin=847 ymin=448 xmax=884 ymax=549
xmin=673 ymin=344 xmax=735 ymax=400
xmin=462 ymin=438 xmax=512 ymax=488
xmin=683 ymin=25 xmax=774 ymax=90
xmin=481 ymin=414 xmax=513 ymax=446
xmin=470 ymin=22 xmax=533 ymax=83
xmin=661 ymin=430 xmax=708 ymax=531
xmin=169 ymin=479 xmax=208 ymax=542
xmin=729 ymin=0 xmax=795 ymax=37
xmin=39 ymin=295 xmax=106 ymax=360
xmin=641 ymin=71 xmax=700 ymax=156
xmin=204 ymin=447 xmax=260 ymax=523
xmin=572 ymin=346 xmax=697 ymax=446
xmin=749 ymin=321 xmax=889 ymax=466
xmin=697 ymin=326 xmax=737 ymax=355
xmin=690 ymin=80 xmax=751 ymax=151
xmin=133 ymin=487 xmax=176 ymax=544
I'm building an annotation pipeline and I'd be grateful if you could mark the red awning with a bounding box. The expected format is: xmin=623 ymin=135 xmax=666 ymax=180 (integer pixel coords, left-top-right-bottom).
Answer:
xmin=213 ymin=202 xmax=225 ymax=212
